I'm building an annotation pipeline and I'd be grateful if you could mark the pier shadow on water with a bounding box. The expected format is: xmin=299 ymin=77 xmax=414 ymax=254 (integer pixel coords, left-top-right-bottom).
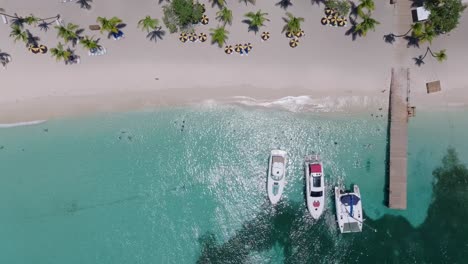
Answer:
xmin=197 ymin=148 xmax=468 ymax=263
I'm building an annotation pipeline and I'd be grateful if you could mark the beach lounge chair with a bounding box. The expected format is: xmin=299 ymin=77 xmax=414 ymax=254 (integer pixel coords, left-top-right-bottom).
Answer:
xmin=89 ymin=25 xmax=101 ymax=31
xmin=1 ymin=14 xmax=8 ymax=24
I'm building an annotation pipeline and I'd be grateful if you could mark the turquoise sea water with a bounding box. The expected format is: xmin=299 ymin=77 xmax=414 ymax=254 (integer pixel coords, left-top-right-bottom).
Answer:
xmin=0 ymin=105 xmax=467 ymax=263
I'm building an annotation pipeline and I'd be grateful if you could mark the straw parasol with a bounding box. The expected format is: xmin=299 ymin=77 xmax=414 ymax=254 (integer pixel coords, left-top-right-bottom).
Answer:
xmin=188 ymin=32 xmax=198 ymax=42
xmin=330 ymin=16 xmax=338 ymax=27
xmin=321 ymin=17 xmax=330 ymax=25
xmin=261 ymin=31 xmax=270 ymax=41
xmin=224 ymin=45 xmax=233 ymax=54
xmin=338 ymin=17 xmax=347 ymax=27
xmin=39 ymin=44 xmax=48 ymax=54
xmin=289 ymin=38 xmax=299 ymax=48
xmin=28 ymin=44 xmax=40 ymax=54
xmin=285 ymin=31 xmax=294 ymax=38
xmin=234 ymin=44 xmax=243 ymax=53
xmin=244 ymin=43 xmax=252 ymax=53
xmin=201 ymin=15 xmax=209 ymax=25
xmin=201 ymin=3 xmax=206 ymax=13
xmin=179 ymin=32 xmax=188 ymax=43
xmin=325 ymin=7 xmax=333 ymax=16
xmin=295 ymin=29 xmax=305 ymax=38
xmin=199 ymin=33 xmax=207 ymax=42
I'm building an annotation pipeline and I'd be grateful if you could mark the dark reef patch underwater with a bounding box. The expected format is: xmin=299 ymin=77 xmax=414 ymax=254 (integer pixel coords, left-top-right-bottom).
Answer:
xmin=197 ymin=148 xmax=468 ymax=263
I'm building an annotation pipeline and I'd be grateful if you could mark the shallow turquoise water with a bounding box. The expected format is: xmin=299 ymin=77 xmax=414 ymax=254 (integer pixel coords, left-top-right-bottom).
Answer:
xmin=0 ymin=105 xmax=467 ymax=263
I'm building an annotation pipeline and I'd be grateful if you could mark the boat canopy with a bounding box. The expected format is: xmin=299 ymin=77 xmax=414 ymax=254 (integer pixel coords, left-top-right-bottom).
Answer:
xmin=271 ymin=162 xmax=284 ymax=180
xmin=340 ymin=194 xmax=360 ymax=206
xmin=309 ymin=163 xmax=322 ymax=174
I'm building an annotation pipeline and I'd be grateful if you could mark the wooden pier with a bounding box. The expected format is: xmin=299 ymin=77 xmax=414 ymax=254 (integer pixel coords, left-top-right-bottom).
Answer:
xmin=388 ymin=68 xmax=411 ymax=210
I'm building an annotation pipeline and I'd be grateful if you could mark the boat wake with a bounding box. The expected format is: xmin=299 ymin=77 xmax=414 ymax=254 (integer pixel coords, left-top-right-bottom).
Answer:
xmin=0 ymin=120 xmax=47 ymax=128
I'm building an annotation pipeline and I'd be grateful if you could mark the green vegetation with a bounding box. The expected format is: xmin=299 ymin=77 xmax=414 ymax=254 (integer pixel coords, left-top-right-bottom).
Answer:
xmin=325 ymin=0 xmax=351 ymax=16
xmin=356 ymin=0 xmax=375 ymax=17
xmin=210 ymin=26 xmax=229 ymax=47
xmin=50 ymin=42 xmax=72 ymax=63
xmin=162 ymin=0 xmax=204 ymax=33
xmin=244 ymin=10 xmax=269 ymax=33
xmin=138 ymin=16 xmax=159 ymax=32
xmin=9 ymin=24 xmax=28 ymax=43
xmin=55 ymin=23 xmax=82 ymax=46
xmin=282 ymin=12 xmax=304 ymax=35
xmin=424 ymin=0 xmax=466 ymax=34
xmin=354 ymin=15 xmax=380 ymax=36
xmin=216 ymin=7 xmax=233 ymax=26
xmin=97 ymin=16 xmax=123 ymax=34
xmin=80 ymin=36 xmax=101 ymax=50
xmin=210 ymin=0 xmax=226 ymax=9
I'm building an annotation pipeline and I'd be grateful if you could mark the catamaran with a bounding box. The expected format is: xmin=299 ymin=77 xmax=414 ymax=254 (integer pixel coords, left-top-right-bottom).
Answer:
xmin=305 ymin=154 xmax=325 ymax=219
xmin=267 ymin=150 xmax=287 ymax=205
xmin=335 ymin=184 xmax=363 ymax=233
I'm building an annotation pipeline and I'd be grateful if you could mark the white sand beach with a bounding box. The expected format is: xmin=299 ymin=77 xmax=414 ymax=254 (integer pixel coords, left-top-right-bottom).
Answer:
xmin=0 ymin=0 xmax=467 ymax=122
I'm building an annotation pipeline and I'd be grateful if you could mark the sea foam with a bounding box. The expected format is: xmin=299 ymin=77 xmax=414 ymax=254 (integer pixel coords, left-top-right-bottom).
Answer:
xmin=0 ymin=120 xmax=46 ymax=128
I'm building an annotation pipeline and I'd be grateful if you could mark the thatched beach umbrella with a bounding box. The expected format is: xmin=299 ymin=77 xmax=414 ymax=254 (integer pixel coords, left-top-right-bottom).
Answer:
xmin=179 ymin=32 xmax=188 ymax=43
xmin=201 ymin=15 xmax=209 ymax=25
xmin=261 ymin=31 xmax=270 ymax=41
xmin=188 ymin=32 xmax=198 ymax=42
xmin=295 ymin=29 xmax=305 ymax=38
xmin=28 ymin=44 xmax=40 ymax=54
xmin=289 ymin=38 xmax=299 ymax=48
xmin=201 ymin=3 xmax=206 ymax=13
xmin=198 ymin=32 xmax=207 ymax=42
xmin=321 ymin=17 xmax=329 ymax=25
xmin=234 ymin=44 xmax=243 ymax=54
xmin=325 ymin=7 xmax=333 ymax=16
xmin=39 ymin=45 xmax=48 ymax=54
xmin=244 ymin=43 xmax=252 ymax=53
xmin=285 ymin=31 xmax=294 ymax=38
xmin=338 ymin=17 xmax=347 ymax=27
xmin=331 ymin=10 xmax=340 ymax=18
xmin=224 ymin=45 xmax=233 ymax=55
xmin=330 ymin=16 xmax=338 ymax=27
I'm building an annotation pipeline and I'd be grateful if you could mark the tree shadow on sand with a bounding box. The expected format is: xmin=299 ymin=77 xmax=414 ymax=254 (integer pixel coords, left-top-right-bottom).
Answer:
xmin=275 ymin=0 xmax=293 ymax=10
xmin=196 ymin=148 xmax=468 ymax=263
xmin=241 ymin=20 xmax=260 ymax=34
xmin=345 ymin=17 xmax=360 ymax=41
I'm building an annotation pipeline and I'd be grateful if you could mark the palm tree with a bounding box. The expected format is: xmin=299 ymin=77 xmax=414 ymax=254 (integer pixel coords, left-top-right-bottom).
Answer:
xmin=55 ymin=23 xmax=83 ymax=46
xmin=0 ymin=50 xmax=12 ymax=69
xmin=357 ymin=0 xmax=375 ymax=18
xmin=97 ymin=16 xmax=123 ymax=34
xmin=282 ymin=12 xmax=304 ymax=35
xmin=244 ymin=10 xmax=269 ymax=33
xmin=80 ymin=35 xmax=101 ymax=50
xmin=24 ymin=14 xmax=40 ymax=26
xmin=239 ymin=0 xmax=256 ymax=5
xmin=216 ymin=7 xmax=233 ymax=26
xmin=50 ymin=42 xmax=72 ymax=63
xmin=147 ymin=27 xmax=166 ymax=43
xmin=210 ymin=26 xmax=229 ymax=48
xmin=414 ymin=48 xmax=447 ymax=66
xmin=77 ymin=0 xmax=93 ymax=10
xmin=354 ymin=15 xmax=379 ymax=37
xmin=210 ymin=0 xmax=226 ymax=8
xmin=9 ymin=24 xmax=28 ymax=43
xmin=418 ymin=23 xmax=436 ymax=44
xmin=138 ymin=16 xmax=159 ymax=32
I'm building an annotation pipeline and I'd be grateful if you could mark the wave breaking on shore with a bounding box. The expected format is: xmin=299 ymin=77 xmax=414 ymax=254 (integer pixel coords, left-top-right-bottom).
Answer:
xmin=0 ymin=120 xmax=46 ymax=128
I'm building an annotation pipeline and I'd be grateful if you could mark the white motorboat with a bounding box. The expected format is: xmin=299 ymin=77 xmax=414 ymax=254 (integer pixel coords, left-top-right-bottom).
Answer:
xmin=267 ymin=150 xmax=287 ymax=205
xmin=335 ymin=185 xmax=363 ymax=233
xmin=305 ymin=154 xmax=325 ymax=219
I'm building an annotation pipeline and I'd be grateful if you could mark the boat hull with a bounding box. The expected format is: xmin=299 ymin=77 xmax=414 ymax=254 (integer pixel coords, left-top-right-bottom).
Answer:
xmin=335 ymin=185 xmax=363 ymax=233
xmin=267 ymin=150 xmax=287 ymax=205
xmin=305 ymin=155 xmax=325 ymax=219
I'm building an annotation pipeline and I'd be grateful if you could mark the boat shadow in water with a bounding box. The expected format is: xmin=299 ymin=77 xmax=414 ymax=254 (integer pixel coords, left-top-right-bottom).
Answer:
xmin=196 ymin=148 xmax=468 ymax=263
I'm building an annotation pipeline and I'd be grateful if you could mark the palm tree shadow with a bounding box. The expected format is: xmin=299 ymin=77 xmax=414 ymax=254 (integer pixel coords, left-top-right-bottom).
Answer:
xmin=25 ymin=30 xmax=40 ymax=47
xmin=158 ymin=0 xmax=170 ymax=4
xmin=117 ymin=23 xmax=127 ymax=29
xmin=147 ymin=27 xmax=166 ymax=43
xmin=413 ymin=56 xmax=425 ymax=66
xmin=0 ymin=51 xmax=12 ymax=68
xmin=383 ymin=33 xmax=396 ymax=44
xmin=76 ymin=0 xmax=92 ymax=10
xmin=276 ymin=0 xmax=293 ymax=9
xmin=404 ymin=36 xmax=420 ymax=48
xmin=409 ymin=0 xmax=424 ymax=8
xmin=345 ymin=18 xmax=360 ymax=41
xmin=242 ymin=19 xmax=259 ymax=34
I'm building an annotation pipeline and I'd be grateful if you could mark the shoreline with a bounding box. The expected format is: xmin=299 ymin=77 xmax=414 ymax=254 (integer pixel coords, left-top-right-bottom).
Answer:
xmin=1 ymin=0 xmax=467 ymax=123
